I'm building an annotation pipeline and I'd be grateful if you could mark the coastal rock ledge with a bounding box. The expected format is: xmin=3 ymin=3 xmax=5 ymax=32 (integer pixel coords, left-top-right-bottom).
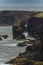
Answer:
xmin=5 ymin=44 xmax=43 ymax=65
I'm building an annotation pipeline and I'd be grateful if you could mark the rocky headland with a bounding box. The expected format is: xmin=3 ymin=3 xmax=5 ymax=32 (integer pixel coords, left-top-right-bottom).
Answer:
xmin=0 ymin=11 xmax=43 ymax=65
xmin=5 ymin=37 xmax=43 ymax=65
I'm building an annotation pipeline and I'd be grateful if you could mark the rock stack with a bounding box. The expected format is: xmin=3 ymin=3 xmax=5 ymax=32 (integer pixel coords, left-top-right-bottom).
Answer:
xmin=12 ymin=18 xmax=25 ymax=39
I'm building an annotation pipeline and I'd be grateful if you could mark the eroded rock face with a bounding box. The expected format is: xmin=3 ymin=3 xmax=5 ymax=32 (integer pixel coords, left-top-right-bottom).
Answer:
xmin=28 ymin=17 xmax=43 ymax=38
xmin=27 ymin=14 xmax=43 ymax=61
xmin=12 ymin=26 xmax=25 ymax=39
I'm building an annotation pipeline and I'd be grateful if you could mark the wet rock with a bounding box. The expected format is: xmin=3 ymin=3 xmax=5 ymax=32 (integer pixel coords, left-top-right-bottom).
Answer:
xmin=2 ymin=35 xmax=8 ymax=39
xmin=17 ymin=39 xmax=35 ymax=47
xmin=17 ymin=42 xmax=26 ymax=47
xmin=16 ymin=35 xmax=25 ymax=40
xmin=18 ymin=52 xmax=28 ymax=58
xmin=5 ymin=38 xmax=43 ymax=65
xmin=5 ymin=45 xmax=34 ymax=64
xmin=25 ymin=46 xmax=34 ymax=53
xmin=24 ymin=40 xmax=35 ymax=44
xmin=0 ymin=37 xmax=2 ymax=40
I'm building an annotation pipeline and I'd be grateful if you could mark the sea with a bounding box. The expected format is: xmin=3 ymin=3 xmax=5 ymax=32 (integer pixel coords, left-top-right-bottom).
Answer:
xmin=0 ymin=26 xmax=35 ymax=65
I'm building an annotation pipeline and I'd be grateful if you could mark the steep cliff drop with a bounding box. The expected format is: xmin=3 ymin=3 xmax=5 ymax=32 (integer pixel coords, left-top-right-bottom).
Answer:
xmin=28 ymin=12 xmax=43 ymax=61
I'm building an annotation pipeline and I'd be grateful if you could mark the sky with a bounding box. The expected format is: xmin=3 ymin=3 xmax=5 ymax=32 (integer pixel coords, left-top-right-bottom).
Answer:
xmin=0 ymin=0 xmax=43 ymax=11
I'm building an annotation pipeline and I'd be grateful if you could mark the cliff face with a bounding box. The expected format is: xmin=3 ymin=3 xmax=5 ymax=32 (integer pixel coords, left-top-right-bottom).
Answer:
xmin=27 ymin=12 xmax=43 ymax=61
xmin=28 ymin=17 xmax=43 ymax=38
xmin=0 ymin=11 xmax=35 ymax=25
xmin=12 ymin=18 xmax=25 ymax=39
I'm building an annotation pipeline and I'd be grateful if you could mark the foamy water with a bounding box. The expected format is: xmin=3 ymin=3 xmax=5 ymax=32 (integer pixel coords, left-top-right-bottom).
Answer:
xmin=0 ymin=26 xmax=35 ymax=64
xmin=0 ymin=63 xmax=11 ymax=65
xmin=0 ymin=26 xmax=13 ymax=38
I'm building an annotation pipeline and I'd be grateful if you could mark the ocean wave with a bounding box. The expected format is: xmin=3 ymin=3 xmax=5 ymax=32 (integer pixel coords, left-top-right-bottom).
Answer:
xmin=0 ymin=44 xmax=17 ymax=47
xmin=0 ymin=63 xmax=11 ymax=65
xmin=0 ymin=58 xmax=11 ymax=65
xmin=0 ymin=37 xmax=12 ymax=43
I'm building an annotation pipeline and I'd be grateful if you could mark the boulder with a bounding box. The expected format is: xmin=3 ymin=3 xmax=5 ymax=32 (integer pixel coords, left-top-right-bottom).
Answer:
xmin=17 ymin=42 xmax=27 ymax=47
xmin=2 ymin=35 xmax=8 ymax=39
xmin=0 ymin=37 xmax=2 ymax=40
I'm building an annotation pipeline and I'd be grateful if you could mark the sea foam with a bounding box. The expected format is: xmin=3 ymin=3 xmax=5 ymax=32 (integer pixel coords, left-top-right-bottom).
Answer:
xmin=0 ymin=63 xmax=11 ymax=65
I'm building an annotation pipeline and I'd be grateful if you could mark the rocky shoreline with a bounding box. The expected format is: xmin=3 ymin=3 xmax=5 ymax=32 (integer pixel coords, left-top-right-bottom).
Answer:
xmin=5 ymin=39 xmax=43 ymax=65
xmin=17 ymin=40 xmax=34 ymax=47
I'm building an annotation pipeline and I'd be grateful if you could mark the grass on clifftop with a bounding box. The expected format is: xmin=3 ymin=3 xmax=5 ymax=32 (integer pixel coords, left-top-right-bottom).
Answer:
xmin=35 ymin=12 xmax=43 ymax=18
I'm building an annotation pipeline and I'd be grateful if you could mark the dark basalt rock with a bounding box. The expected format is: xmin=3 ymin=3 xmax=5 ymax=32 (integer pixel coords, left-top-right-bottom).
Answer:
xmin=12 ymin=26 xmax=19 ymax=39
xmin=2 ymin=35 xmax=8 ymax=39
xmin=28 ymin=17 xmax=43 ymax=38
xmin=5 ymin=61 xmax=14 ymax=64
xmin=16 ymin=35 xmax=25 ymax=40
xmin=25 ymin=46 xmax=34 ymax=53
xmin=17 ymin=43 xmax=26 ymax=47
xmin=0 ymin=37 xmax=2 ymax=40
xmin=5 ymin=43 xmax=43 ymax=65
xmin=5 ymin=45 xmax=34 ymax=64
xmin=17 ymin=39 xmax=34 ymax=47
xmin=28 ymin=14 xmax=43 ymax=61
xmin=5 ymin=12 xmax=43 ymax=65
